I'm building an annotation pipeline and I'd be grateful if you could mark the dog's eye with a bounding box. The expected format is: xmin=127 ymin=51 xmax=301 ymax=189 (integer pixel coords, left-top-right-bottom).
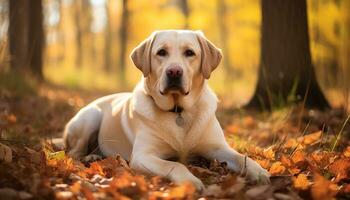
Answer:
xmin=184 ymin=49 xmax=195 ymax=57
xmin=156 ymin=49 xmax=167 ymax=57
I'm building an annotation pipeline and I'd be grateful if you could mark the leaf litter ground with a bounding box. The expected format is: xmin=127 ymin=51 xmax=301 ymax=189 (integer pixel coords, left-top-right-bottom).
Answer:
xmin=0 ymin=84 xmax=349 ymax=200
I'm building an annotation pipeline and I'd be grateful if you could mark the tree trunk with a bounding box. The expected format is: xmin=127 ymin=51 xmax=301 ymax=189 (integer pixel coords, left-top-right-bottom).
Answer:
xmin=104 ymin=0 xmax=112 ymax=72
xmin=74 ymin=0 xmax=82 ymax=68
xmin=247 ymin=0 xmax=329 ymax=110
xmin=217 ymin=0 xmax=234 ymax=77
xmin=8 ymin=0 xmax=28 ymax=72
xmin=339 ymin=0 xmax=350 ymax=112
xmin=27 ymin=0 xmax=44 ymax=79
xmin=118 ymin=0 xmax=128 ymax=85
xmin=179 ymin=0 xmax=190 ymax=29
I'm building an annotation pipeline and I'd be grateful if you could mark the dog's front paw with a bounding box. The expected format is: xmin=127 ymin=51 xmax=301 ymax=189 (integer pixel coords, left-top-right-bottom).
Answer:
xmin=245 ymin=158 xmax=270 ymax=184
xmin=174 ymin=175 xmax=205 ymax=191
xmin=190 ymin=177 xmax=205 ymax=191
xmin=83 ymin=154 xmax=102 ymax=163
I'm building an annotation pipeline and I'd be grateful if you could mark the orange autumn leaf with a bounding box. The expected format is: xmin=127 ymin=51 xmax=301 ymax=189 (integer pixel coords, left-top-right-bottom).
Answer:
xmin=168 ymin=182 xmax=195 ymax=199
xmin=242 ymin=116 xmax=255 ymax=128
xmin=263 ymin=147 xmax=275 ymax=160
xmin=6 ymin=114 xmax=17 ymax=124
xmin=280 ymin=155 xmax=292 ymax=167
xmin=256 ymin=159 xmax=270 ymax=169
xmin=311 ymin=173 xmax=338 ymax=200
xmin=291 ymin=150 xmax=306 ymax=164
xmin=225 ymin=124 xmax=240 ymax=134
xmin=301 ymin=131 xmax=322 ymax=145
xmin=269 ymin=161 xmax=286 ymax=175
xmin=283 ymin=138 xmax=298 ymax=149
xmin=328 ymin=159 xmax=350 ymax=182
xmin=288 ymin=167 xmax=301 ymax=175
xmin=293 ymin=174 xmax=310 ymax=190
xmin=70 ymin=181 xmax=81 ymax=194
xmin=85 ymin=162 xmax=105 ymax=176
xmin=343 ymin=146 xmax=350 ymax=158
xmin=341 ymin=184 xmax=350 ymax=194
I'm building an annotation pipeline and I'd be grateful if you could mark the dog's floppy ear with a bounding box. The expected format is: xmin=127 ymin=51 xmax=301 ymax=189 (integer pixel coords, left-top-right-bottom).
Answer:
xmin=130 ymin=32 xmax=157 ymax=77
xmin=195 ymin=31 xmax=222 ymax=79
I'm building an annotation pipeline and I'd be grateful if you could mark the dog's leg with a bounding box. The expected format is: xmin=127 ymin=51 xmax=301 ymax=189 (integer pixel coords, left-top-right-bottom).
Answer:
xmin=63 ymin=106 xmax=103 ymax=160
xmin=130 ymin=154 xmax=204 ymax=190
xmin=198 ymin=120 xmax=270 ymax=184
xmin=203 ymin=145 xmax=270 ymax=184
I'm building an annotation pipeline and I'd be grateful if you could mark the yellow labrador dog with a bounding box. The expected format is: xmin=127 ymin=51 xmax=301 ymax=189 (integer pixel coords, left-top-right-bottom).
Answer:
xmin=63 ymin=30 xmax=270 ymax=190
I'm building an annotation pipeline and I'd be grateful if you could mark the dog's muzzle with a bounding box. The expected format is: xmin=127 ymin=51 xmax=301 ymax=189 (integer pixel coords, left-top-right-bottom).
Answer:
xmin=160 ymin=65 xmax=188 ymax=95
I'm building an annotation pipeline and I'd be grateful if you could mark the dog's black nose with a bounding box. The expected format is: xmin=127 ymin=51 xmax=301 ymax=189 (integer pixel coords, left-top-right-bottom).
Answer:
xmin=166 ymin=66 xmax=183 ymax=79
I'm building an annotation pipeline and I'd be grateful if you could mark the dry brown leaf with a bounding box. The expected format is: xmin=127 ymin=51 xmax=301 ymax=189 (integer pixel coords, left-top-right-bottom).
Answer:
xmin=269 ymin=161 xmax=286 ymax=175
xmin=311 ymin=173 xmax=338 ymax=200
xmin=280 ymin=155 xmax=292 ymax=167
xmin=328 ymin=159 xmax=350 ymax=182
xmin=340 ymin=184 xmax=350 ymax=194
xmin=0 ymin=143 xmax=12 ymax=163
xmin=293 ymin=174 xmax=310 ymax=190
xmin=242 ymin=116 xmax=255 ymax=128
xmin=81 ymin=187 xmax=96 ymax=200
xmin=203 ymin=176 xmax=245 ymax=197
xmin=343 ymin=146 xmax=350 ymax=158
xmin=256 ymin=159 xmax=270 ymax=169
xmin=225 ymin=124 xmax=240 ymax=134
xmin=291 ymin=150 xmax=306 ymax=164
xmin=301 ymin=131 xmax=322 ymax=145
xmin=283 ymin=138 xmax=298 ymax=149
xmin=288 ymin=167 xmax=301 ymax=175
xmin=168 ymin=182 xmax=195 ymax=199
xmin=6 ymin=114 xmax=17 ymax=124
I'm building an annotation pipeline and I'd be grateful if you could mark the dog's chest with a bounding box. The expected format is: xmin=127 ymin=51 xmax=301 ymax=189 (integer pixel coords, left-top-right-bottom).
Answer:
xmin=156 ymin=111 xmax=199 ymax=156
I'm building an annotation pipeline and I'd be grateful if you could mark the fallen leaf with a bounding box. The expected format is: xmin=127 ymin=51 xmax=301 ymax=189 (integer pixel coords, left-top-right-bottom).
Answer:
xmin=225 ymin=124 xmax=240 ymax=134
xmin=291 ymin=150 xmax=306 ymax=165
xmin=0 ymin=143 xmax=12 ymax=163
xmin=46 ymin=150 xmax=65 ymax=161
xmin=301 ymin=131 xmax=322 ymax=145
xmin=168 ymin=182 xmax=195 ymax=199
xmin=293 ymin=174 xmax=309 ymax=190
xmin=343 ymin=146 xmax=350 ymax=158
xmin=311 ymin=173 xmax=338 ymax=200
xmin=340 ymin=184 xmax=350 ymax=194
xmin=256 ymin=159 xmax=270 ymax=169
xmin=283 ymin=138 xmax=298 ymax=149
xmin=86 ymin=162 xmax=105 ymax=176
xmin=242 ymin=116 xmax=255 ymax=128
xmin=280 ymin=155 xmax=292 ymax=167
xmin=328 ymin=159 xmax=350 ymax=182
xmin=288 ymin=167 xmax=301 ymax=175
xmin=263 ymin=147 xmax=275 ymax=160
xmin=269 ymin=162 xmax=286 ymax=175
xmin=6 ymin=114 xmax=17 ymax=123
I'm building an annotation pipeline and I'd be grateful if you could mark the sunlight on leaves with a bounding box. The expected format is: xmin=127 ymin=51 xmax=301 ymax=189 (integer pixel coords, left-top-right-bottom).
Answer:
xmin=293 ymin=174 xmax=310 ymax=190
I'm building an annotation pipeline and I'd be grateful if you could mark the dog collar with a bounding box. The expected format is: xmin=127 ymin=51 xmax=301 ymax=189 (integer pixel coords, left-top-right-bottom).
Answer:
xmin=170 ymin=105 xmax=185 ymax=127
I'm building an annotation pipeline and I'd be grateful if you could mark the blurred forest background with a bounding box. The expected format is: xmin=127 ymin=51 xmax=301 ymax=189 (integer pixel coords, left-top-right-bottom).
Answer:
xmin=1 ymin=1 xmax=350 ymax=199
xmin=0 ymin=0 xmax=349 ymax=109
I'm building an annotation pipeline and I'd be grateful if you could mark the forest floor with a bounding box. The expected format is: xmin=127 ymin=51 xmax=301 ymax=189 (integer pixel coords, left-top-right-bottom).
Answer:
xmin=0 ymin=79 xmax=350 ymax=200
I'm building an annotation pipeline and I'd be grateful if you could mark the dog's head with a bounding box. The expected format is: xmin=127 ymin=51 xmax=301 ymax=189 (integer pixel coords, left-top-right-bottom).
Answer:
xmin=131 ymin=30 xmax=222 ymax=110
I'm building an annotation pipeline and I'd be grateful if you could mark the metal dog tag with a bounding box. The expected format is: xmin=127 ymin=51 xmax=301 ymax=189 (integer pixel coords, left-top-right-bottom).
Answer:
xmin=176 ymin=114 xmax=185 ymax=127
